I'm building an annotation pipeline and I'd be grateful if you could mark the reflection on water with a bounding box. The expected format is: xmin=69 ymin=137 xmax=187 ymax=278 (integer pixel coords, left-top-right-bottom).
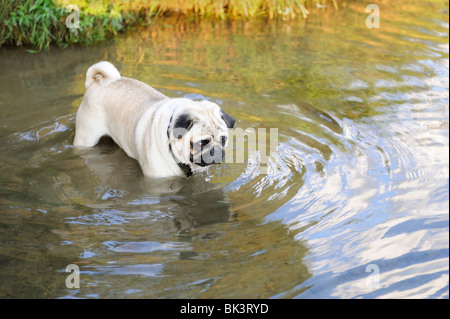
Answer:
xmin=0 ymin=0 xmax=448 ymax=298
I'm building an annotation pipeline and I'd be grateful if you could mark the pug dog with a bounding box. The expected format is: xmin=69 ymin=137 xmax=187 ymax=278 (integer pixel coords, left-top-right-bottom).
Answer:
xmin=73 ymin=61 xmax=235 ymax=178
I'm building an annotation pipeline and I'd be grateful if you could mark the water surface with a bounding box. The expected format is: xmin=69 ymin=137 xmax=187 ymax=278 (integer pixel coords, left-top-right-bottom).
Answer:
xmin=0 ymin=0 xmax=448 ymax=298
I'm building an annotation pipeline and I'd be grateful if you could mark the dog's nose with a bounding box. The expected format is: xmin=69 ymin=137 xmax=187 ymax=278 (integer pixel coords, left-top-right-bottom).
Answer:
xmin=210 ymin=147 xmax=215 ymax=157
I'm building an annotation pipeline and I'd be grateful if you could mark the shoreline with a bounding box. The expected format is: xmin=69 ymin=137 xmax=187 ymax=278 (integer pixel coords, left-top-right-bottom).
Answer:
xmin=0 ymin=0 xmax=338 ymax=52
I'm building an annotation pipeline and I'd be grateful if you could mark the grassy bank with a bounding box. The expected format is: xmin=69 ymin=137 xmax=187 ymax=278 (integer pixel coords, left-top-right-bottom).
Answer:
xmin=0 ymin=0 xmax=338 ymax=51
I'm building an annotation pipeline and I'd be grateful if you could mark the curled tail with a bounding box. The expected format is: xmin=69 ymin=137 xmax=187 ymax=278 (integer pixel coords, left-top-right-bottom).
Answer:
xmin=85 ymin=61 xmax=121 ymax=89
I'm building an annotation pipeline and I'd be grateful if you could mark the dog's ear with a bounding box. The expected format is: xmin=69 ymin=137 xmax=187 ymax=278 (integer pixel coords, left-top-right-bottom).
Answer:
xmin=220 ymin=110 xmax=235 ymax=128
xmin=173 ymin=113 xmax=194 ymax=139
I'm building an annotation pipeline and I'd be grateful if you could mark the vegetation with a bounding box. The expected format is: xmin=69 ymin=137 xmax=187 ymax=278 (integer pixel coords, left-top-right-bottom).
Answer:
xmin=0 ymin=0 xmax=338 ymax=51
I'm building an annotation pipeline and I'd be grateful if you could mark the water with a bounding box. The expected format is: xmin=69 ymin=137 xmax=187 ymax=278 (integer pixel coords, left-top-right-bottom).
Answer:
xmin=0 ymin=1 xmax=448 ymax=298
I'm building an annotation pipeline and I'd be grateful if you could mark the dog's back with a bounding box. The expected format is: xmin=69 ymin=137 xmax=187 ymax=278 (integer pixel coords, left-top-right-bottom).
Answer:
xmin=75 ymin=61 xmax=169 ymax=157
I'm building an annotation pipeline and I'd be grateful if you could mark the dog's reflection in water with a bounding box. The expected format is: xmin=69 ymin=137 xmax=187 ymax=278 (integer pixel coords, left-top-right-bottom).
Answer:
xmin=77 ymin=136 xmax=232 ymax=231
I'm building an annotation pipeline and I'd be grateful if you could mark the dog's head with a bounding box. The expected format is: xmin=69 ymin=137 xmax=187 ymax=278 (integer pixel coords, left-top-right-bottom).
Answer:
xmin=167 ymin=99 xmax=235 ymax=175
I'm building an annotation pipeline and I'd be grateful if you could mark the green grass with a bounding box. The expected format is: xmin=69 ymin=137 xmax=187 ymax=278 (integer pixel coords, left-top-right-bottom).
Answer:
xmin=0 ymin=0 xmax=339 ymax=51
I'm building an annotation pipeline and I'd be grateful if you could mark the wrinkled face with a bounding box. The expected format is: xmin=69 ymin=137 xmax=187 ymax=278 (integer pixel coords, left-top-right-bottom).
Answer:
xmin=168 ymin=100 xmax=235 ymax=170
